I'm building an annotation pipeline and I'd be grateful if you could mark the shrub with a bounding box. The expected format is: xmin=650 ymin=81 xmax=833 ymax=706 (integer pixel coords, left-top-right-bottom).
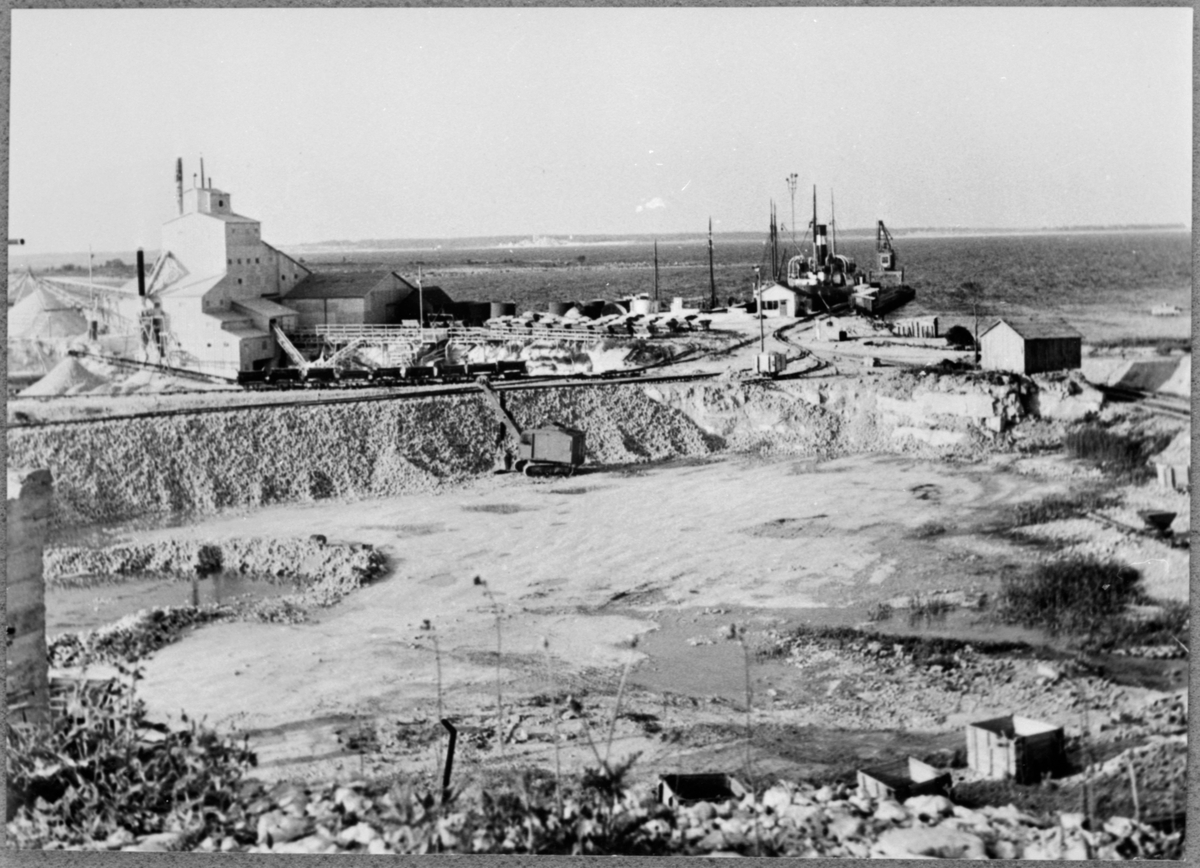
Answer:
xmin=7 ymin=678 xmax=257 ymax=849
xmin=944 ymin=325 xmax=976 ymax=349
xmin=865 ymin=601 xmax=893 ymax=622
xmin=1003 ymin=491 xmax=1117 ymax=527
xmin=997 ymin=555 xmax=1143 ymax=637
xmin=1062 ymin=427 xmax=1172 ymax=478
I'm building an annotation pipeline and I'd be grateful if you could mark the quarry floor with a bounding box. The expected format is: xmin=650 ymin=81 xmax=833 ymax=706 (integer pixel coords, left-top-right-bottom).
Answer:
xmin=114 ymin=448 xmax=1187 ymax=789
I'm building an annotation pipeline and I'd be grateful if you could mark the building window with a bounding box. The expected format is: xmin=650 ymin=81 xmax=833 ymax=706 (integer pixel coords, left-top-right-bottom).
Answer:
xmin=237 ymin=278 xmax=243 ymax=285
xmin=227 ymin=258 xmax=232 ymax=265
xmin=262 ymin=340 xmax=268 ymax=350
xmin=219 ymin=200 xmax=225 ymax=207
xmin=256 ymin=258 xmax=260 ymax=264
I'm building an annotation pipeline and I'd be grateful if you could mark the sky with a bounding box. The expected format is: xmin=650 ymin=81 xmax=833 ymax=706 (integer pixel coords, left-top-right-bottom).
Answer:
xmin=7 ymin=7 xmax=1194 ymax=254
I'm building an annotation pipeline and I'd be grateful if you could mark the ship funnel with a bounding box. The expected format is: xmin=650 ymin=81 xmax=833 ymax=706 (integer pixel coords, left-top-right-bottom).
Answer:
xmin=813 ymin=224 xmax=829 ymax=270
xmin=136 ymin=248 xmax=146 ymax=297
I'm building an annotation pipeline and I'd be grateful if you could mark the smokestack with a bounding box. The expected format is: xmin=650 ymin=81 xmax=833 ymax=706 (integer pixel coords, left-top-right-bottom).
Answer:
xmin=136 ymin=248 xmax=146 ymax=297
xmin=175 ymin=158 xmax=184 ymax=215
xmin=813 ymin=224 xmax=829 ymax=271
xmin=200 ymin=156 xmax=205 ymax=189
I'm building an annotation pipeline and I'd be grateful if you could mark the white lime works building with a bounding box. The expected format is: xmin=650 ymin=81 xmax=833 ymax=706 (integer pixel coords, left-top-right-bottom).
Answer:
xmin=130 ymin=161 xmax=311 ymax=373
xmin=979 ymin=317 xmax=1082 ymax=375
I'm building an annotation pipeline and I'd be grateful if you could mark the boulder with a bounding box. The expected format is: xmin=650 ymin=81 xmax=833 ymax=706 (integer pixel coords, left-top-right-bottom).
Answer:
xmin=873 ymin=826 xmax=987 ymax=859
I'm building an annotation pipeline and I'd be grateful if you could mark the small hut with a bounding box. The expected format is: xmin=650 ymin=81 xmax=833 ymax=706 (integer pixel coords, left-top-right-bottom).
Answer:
xmin=966 ymin=714 xmax=1065 ymax=784
xmin=979 ymin=317 xmax=1081 ymax=375
xmin=656 ymin=774 xmax=745 ymax=808
xmin=1153 ymin=427 xmax=1190 ymax=491
xmin=857 ymin=757 xmax=951 ymax=802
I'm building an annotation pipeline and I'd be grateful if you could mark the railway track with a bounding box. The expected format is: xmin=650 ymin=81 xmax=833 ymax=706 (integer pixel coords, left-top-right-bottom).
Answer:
xmin=6 ymin=370 xmax=720 ymax=430
xmin=1098 ymin=385 xmax=1191 ymax=420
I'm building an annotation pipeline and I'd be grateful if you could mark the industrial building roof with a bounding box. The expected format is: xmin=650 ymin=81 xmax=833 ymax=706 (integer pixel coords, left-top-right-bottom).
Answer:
xmin=223 ymin=326 xmax=270 ymax=340
xmin=205 ymin=309 xmax=251 ymax=324
xmin=156 ymin=273 xmax=226 ymax=299
xmin=232 ymin=297 xmax=299 ymax=318
xmin=283 ymin=271 xmax=398 ymax=300
xmin=979 ymin=317 xmax=1082 ymax=340
xmin=163 ymin=211 xmax=259 ymax=226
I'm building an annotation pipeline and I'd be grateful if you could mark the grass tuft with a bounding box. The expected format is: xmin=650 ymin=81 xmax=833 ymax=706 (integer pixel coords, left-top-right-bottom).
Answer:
xmin=997 ymin=555 xmax=1143 ymax=638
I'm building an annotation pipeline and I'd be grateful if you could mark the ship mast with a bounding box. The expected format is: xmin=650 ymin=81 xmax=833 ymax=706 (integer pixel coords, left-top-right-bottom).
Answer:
xmin=770 ymin=202 xmax=780 ymax=282
xmin=653 ymin=239 xmax=660 ymax=302
xmin=811 ymin=185 xmax=818 ymax=267
xmin=830 ymin=190 xmax=838 ymax=258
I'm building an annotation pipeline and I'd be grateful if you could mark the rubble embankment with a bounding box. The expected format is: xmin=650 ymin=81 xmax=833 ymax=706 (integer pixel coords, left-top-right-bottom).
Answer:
xmin=45 ymin=536 xmax=383 ymax=590
xmin=7 ymin=370 xmax=1088 ymax=529
xmin=40 ymin=777 xmax=1182 ymax=857
xmin=44 ymin=537 xmax=387 ymax=666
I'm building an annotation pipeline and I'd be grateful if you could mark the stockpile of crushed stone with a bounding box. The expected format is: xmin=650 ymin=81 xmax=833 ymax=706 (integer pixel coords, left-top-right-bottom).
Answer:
xmin=7 ymin=386 xmax=718 ymax=528
xmin=504 ymin=383 xmax=716 ymax=464
xmin=19 ymin=356 xmax=108 ymax=396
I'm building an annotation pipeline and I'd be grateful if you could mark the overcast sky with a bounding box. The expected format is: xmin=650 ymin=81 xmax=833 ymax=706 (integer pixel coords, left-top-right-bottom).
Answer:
xmin=8 ymin=7 xmax=1193 ymax=254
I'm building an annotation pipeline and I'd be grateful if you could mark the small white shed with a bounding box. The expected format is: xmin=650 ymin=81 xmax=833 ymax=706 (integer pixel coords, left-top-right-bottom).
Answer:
xmin=758 ymin=283 xmax=803 ymax=318
xmin=979 ymin=317 xmax=1082 ymax=375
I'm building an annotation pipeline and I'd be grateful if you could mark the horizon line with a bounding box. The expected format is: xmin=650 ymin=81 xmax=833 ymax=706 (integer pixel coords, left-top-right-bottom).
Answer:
xmin=10 ymin=223 xmax=1191 ymax=262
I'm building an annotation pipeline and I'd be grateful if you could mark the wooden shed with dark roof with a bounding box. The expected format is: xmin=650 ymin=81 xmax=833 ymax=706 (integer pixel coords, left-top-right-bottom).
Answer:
xmin=979 ymin=316 xmax=1082 ymax=375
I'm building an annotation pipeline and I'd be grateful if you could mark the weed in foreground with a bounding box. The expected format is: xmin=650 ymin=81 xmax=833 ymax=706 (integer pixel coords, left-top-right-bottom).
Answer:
xmin=997 ymin=554 xmax=1143 ymax=638
xmin=1062 ymin=427 xmax=1172 ymax=480
xmin=474 ymin=575 xmax=504 ymax=759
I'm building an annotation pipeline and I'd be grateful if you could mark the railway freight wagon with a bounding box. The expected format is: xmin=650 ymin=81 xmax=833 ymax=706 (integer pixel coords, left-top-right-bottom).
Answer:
xmin=965 ymin=714 xmax=1065 ymax=784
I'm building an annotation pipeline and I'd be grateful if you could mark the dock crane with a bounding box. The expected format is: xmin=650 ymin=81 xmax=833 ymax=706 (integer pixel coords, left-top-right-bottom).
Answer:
xmin=476 ymin=378 xmax=586 ymax=478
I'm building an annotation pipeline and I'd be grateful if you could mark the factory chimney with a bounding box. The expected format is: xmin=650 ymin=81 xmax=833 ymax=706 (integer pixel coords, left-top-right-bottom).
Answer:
xmin=200 ymin=156 xmax=206 ymax=189
xmin=175 ymin=158 xmax=183 ymax=215
xmin=136 ymin=248 xmax=146 ymax=297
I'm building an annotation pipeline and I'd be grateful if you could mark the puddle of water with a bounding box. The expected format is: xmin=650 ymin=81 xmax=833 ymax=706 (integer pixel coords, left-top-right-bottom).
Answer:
xmin=45 ymin=572 xmax=296 ymax=634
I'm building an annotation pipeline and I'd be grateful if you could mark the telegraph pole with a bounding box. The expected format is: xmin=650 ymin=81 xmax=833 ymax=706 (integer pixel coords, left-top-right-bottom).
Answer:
xmin=417 ymin=265 xmax=425 ymax=336
xmin=755 ymin=267 xmax=765 ymax=352
xmin=707 ymin=218 xmax=717 ymax=310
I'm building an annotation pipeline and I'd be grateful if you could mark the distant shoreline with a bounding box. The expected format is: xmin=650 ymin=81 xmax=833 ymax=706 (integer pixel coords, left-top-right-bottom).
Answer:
xmin=10 ymin=225 xmax=1190 ymax=266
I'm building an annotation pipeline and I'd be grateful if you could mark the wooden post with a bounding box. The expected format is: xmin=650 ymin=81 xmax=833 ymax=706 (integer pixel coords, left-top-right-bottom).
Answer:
xmin=6 ymin=469 xmax=53 ymax=726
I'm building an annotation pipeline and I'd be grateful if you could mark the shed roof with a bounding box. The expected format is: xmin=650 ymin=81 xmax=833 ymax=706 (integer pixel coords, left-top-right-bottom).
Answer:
xmin=979 ymin=317 xmax=1082 ymax=341
xmin=232 ymin=297 xmax=299 ymax=318
xmin=284 ymin=270 xmax=398 ymax=300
